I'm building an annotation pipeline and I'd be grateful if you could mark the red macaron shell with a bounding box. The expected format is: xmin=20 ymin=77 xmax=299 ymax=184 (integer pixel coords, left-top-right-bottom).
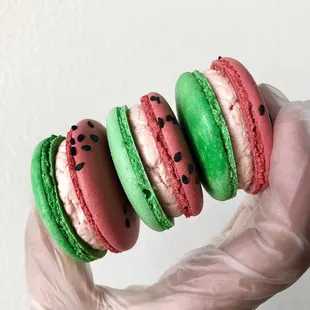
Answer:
xmin=140 ymin=93 xmax=203 ymax=217
xmin=211 ymin=57 xmax=273 ymax=194
xmin=66 ymin=120 xmax=139 ymax=253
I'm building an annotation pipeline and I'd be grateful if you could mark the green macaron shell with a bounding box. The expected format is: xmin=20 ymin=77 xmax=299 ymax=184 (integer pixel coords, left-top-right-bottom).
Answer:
xmin=176 ymin=71 xmax=238 ymax=200
xmin=31 ymin=135 xmax=107 ymax=262
xmin=107 ymin=106 xmax=174 ymax=232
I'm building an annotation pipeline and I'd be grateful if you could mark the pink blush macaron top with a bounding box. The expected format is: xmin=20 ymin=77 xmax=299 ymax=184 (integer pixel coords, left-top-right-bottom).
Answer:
xmin=211 ymin=57 xmax=273 ymax=194
xmin=140 ymin=93 xmax=203 ymax=217
xmin=67 ymin=120 xmax=139 ymax=253
xmin=204 ymin=69 xmax=254 ymax=190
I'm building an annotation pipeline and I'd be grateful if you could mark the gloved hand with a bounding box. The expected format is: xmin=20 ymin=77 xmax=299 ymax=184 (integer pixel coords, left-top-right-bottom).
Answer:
xmin=25 ymin=84 xmax=310 ymax=310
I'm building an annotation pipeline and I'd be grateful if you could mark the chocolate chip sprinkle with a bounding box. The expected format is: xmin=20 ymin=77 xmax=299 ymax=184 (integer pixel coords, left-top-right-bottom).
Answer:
xmin=125 ymin=218 xmax=130 ymax=228
xmin=71 ymin=125 xmax=78 ymax=131
xmin=259 ymin=104 xmax=265 ymax=116
xmin=70 ymin=138 xmax=75 ymax=145
xmin=218 ymin=56 xmax=222 ymax=60
xmin=87 ymin=121 xmax=94 ymax=128
xmin=174 ymin=152 xmax=182 ymax=162
xmin=182 ymin=175 xmax=189 ymax=184
xmin=90 ymin=134 xmax=99 ymax=142
xmin=77 ymin=134 xmax=85 ymax=142
xmin=70 ymin=147 xmax=77 ymax=156
xmin=158 ymin=117 xmax=164 ymax=128
xmin=75 ymin=162 xmax=85 ymax=171
xmin=150 ymin=96 xmax=160 ymax=104
xmin=81 ymin=145 xmax=91 ymax=151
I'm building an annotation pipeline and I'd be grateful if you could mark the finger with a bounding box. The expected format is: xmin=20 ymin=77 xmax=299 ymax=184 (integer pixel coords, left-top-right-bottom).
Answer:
xmin=25 ymin=207 xmax=102 ymax=309
xmin=223 ymin=194 xmax=260 ymax=232
xmin=258 ymin=83 xmax=290 ymax=123
xmin=211 ymin=195 xmax=260 ymax=248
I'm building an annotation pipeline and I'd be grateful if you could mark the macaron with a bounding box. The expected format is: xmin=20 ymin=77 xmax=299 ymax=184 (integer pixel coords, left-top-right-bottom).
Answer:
xmin=31 ymin=135 xmax=106 ymax=262
xmin=210 ymin=57 xmax=273 ymax=194
xmin=176 ymin=71 xmax=238 ymax=201
xmin=175 ymin=57 xmax=273 ymax=199
xmin=31 ymin=119 xmax=140 ymax=262
xmin=203 ymin=68 xmax=253 ymax=190
xmin=107 ymin=93 xmax=203 ymax=231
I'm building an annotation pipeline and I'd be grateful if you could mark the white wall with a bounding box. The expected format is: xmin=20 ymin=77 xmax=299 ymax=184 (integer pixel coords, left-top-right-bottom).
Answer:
xmin=1 ymin=1 xmax=310 ymax=309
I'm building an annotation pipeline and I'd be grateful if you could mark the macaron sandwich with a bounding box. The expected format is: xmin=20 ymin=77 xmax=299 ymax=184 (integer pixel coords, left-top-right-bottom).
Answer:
xmin=31 ymin=57 xmax=273 ymax=261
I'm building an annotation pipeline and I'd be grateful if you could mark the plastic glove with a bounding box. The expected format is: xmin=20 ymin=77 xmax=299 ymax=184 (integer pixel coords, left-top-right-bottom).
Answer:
xmin=25 ymin=84 xmax=310 ymax=310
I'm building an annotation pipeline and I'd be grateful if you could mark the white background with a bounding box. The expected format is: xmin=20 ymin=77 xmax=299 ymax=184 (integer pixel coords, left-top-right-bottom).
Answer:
xmin=1 ymin=1 xmax=310 ymax=309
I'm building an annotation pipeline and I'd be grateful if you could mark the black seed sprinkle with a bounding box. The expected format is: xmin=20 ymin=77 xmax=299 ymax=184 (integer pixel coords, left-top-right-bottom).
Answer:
xmin=218 ymin=56 xmax=222 ymax=60
xmin=125 ymin=218 xmax=130 ymax=228
xmin=166 ymin=115 xmax=178 ymax=124
xmin=81 ymin=145 xmax=91 ymax=151
xmin=158 ymin=117 xmax=164 ymax=128
xmin=150 ymin=96 xmax=160 ymax=104
xmin=143 ymin=189 xmax=151 ymax=199
xmin=259 ymin=104 xmax=265 ymax=116
xmin=174 ymin=152 xmax=182 ymax=162
xmin=188 ymin=164 xmax=194 ymax=174
xmin=70 ymin=147 xmax=77 ymax=156
xmin=71 ymin=125 xmax=78 ymax=131
xmin=184 ymin=206 xmax=189 ymax=212
xmin=182 ymin=175 xmax=189 ymax=184
xmin=195 ymin=177 xmax=200 ymax=185
xmin=70 ymin=138 xmax=75 ymax=145
xmin=123 ymin=204 xmax=128 ymax=215
xmin=90 ymin=134 xmax=99 ymax=142
xmin=75 ymin=162 xmax=85 ymax=171
xmin=77 ymin=134 xmax=85 ymax=142
xmin=87 ymin=121 xmax=94 ymax=128
xmin=166 ymin=115 xmax=178 ymax=125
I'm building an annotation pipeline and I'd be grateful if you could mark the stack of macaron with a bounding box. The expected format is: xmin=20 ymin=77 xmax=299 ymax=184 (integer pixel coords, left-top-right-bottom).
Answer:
xmin=31 ymin=57 xmax=272 ymax=261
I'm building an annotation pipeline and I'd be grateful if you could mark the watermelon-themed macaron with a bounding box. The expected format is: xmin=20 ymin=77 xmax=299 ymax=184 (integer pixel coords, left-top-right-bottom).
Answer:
xmin=107 ymin=93 xmax=203 ymax=231
xmin=210 ymin=57 xmax=273 ymax=194
xmin=31 ymin=135 xmax=106 ymax=262
xmin=31 ymin=119 xmax=140 ymax=262
xmin=175 ymin=57 xmax=272 ymax=200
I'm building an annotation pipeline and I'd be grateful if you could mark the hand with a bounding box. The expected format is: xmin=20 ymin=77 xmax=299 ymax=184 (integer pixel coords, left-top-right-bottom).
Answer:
xmin=25 ymin=84 xmax=310 ymax=310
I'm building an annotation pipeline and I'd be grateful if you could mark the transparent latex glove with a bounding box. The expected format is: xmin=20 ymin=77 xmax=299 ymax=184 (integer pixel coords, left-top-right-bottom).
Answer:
xmin=25 ymin=84 xmax=310 ymax=310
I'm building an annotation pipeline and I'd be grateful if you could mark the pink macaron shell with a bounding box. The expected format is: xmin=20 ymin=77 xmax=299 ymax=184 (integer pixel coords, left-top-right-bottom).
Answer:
xmin=67 ymin=120 xmax=139 ymax=253
xmin=211 ymin=57 xmax=273 ymax=194
xmin=140 ymin=93 xmax=203 ymax=217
